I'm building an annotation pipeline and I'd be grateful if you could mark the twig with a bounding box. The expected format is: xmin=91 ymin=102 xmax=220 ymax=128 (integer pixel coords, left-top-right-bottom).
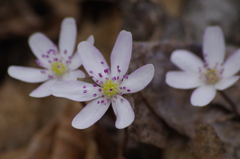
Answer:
xmin=118 ymin=128 xmax=128 ymax=156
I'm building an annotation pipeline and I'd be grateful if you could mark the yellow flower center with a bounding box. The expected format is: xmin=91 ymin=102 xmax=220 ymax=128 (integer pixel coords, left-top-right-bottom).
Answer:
xmin=102 ymin=80 xmax=119 ymax=97
xmin=51 ymin=62 xmax=66 ymax=76
xmin=204 ymin=69 xmax=219 ymax=84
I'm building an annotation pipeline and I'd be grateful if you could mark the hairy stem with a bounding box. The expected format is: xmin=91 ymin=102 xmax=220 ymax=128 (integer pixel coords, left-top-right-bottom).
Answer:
xmin=219 ymin=91 xmax=239 ymax=116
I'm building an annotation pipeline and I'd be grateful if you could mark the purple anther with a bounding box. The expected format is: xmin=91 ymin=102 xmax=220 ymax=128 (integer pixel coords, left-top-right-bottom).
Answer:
xmin=114 ymin=95 xmax=117 ymax=99
xmin=101 ymin=100 xmax=104 ymax=103
xmin=118 ymin=69 xmax=121 ymax=73
xmin=57 ymin=65 xmax=60 ymax=68
xmin=64 ymin=50 xmax=67 ymax=54
xmin=35 ymin=59 xmax=41 ymax=66
xmin=68 ymin=56 xmax=72 ymax=59
xmin=98 ymin=88 xmax=102 ymax=92
xmin=93 ymin=84 xmax=97 ymax=87
xmin=112 ymin=77 xmax=116 ymax=81
xmin=48 ymin=75 xmax=53 ymax=79
xmin=120 ymin=87 xmax=122 ymax=90
xmin=101 ymin=61 xmax=104 ymax=64
xmin=83 ymin=85 xmax=86 ymax=89
xmin=220 ymin=69 xmax=224 ymax=74
xmin=89 ymin=70 xmax=93 ymax=74
xmin=119 ymin=92 xmax=123 ymax=95
xmin=90 ymin=76 xmax=94 ymax=78
xmin=120 ymin=98 xmax=124 ymax=102
xmin=127 ymin=89 xmax=131 ymax=92
xmin=93 ymin=94 xmax=97 ymax=97
xmin=117 ymin=65 xmax=120 ymax=69
xmin=83 ymin=90 xmax=87 ymax=93
xmin=54 ymin=58 xmax=58 ymax=61
xmin=104 ymin=69 xmax=109 ymax=73
xmin=110 ymin=89 xmax=113 ymax=91
xmin=97 ymin=101 xmax=100 ymax=104
xmin=42 ymin=54 xmax=45 ymax=58
xmin=98 ymin=73 xmax=103 ymax=78
xmin=102 ymin=95 xmax=105 ymax=98
xmin=123 ymin=86 xmax=126 ymax=90
xmin=46 ymin=55 xmax=49 ymax=58
xmin=40 ymin=70 xmax=46 ymax=74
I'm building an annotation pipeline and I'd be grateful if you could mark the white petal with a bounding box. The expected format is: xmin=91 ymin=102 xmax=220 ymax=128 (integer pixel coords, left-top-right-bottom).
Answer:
xmin=59 ymin=18 xmax=77 ymax=57
xmin=72 ymin=97 xmax=110 ymax=129
xmin=28 ymin=33 xmax=57 ymax=68
xmin=214 ymin=76 xmax=239 ymax=90
xmin=86 ymin=35 xmax=94 ymax=45
xmin=222 ymin=49 xmax=240 ymax=78
xmin=8 ymin=66 xmax=49 ymax=83
xmin=78 ymin=41 xmax=109 ymax=82
xmin=170 ymin=50 xmax=204 ymax=73
xmin=62 ymin=70 xmax=85 ymax=81
xmin=112 ymin=95 xmax=135 ymax=129
xmin=190 ymin=85 xmax=216 ymax=106
xmin=30 ymin=79 xmax=57 ymax=97
xmin=68 ymin=52 xmax=82 ymax=70
xmin=165 ymin=71 xmax=203 ymax=89
xmin=119 ymin=64 xmax=154 ymax=94
xmin=203 ymin=26 xmax=225 ymax=66
xmin=51 ymin=80 xmax=102 ymax=101
xmin=110 ymin=30 xmax=132 ymax=81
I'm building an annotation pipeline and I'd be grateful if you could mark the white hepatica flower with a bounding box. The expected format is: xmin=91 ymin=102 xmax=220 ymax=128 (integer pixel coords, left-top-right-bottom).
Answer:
xmin=166 ymin=26 xmax=240 ymax=106
xmin=8 ymin=17 xmax=93 ymax=97
xmin=51 ymin=30 xmax=154 ymax=129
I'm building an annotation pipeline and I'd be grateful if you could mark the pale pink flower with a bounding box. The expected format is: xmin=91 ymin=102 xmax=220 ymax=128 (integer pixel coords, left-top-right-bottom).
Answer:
xmin=8 ymin=18 xmax=93 ymax=97
xmin=51 ymin=30 xmax=154 ymax=129
xmin=166 ymin=26 xmax=240 ymax=106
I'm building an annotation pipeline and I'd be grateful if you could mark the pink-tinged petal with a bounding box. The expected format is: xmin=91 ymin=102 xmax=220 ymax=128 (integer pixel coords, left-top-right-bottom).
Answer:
xmin=222 ymin=49 xmax=240 ymax=78
xmin=86 ymin=35 xmax=94 ymax=45
xmin=29 ymin=33 xmax=57 ymax=68
xmin=170 ymin=50 xmax=204 ymax=73
xmin=214 ymin=76 xmax=239 ymax=90
xmin=8 ymin=66 xmax=49 ymax=83
xmin=51 ymin=80 xmax=102 ymax=101
xmin=72 ymin=97 xmax=110 ymax=129
xmin=68 ymin=52 xmax=82 ymax=70
xmin=78 ymin=41 xmax=109 ymax=83
xmin=62 ymin=70 xmax=85 ymax=81
xmin=59 ymin=18 xmax=77 ymax=57
xmin=166 ymin=71 xmax=203 ymax=89
xmin=190 ymin=85 xmax=216 ymax=106
xmin=30 ymin=79 xmax=57 ymax=97
xmin=203 ymin=26 xmax=225 ymax=66
xmin=119 ymin=64 xmax=154 ymax=94
xmin=112 ymin=95 xmax=135 ymax=129
xmin=110 ymin=30 xmax=132 ymax=81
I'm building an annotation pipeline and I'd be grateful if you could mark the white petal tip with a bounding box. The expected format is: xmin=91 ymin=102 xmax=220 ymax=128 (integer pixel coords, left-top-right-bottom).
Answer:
xmin=29 ymin=92 xmax=51 ymax=98
xmin=86 ymin=35 xmax=94 ymax=45
xmin=115 ymin=119 xmax=134 ymax=129
xmin=71 ymin=121 xmax=90 ymax=129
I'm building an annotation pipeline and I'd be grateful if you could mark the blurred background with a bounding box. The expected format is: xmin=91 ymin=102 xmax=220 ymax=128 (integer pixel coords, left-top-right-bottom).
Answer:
xmin=1 ymin=0 xmax=240 ymax=159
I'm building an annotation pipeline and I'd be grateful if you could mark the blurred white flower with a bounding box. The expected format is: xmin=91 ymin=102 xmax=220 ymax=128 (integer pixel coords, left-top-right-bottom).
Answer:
xmin=166 ymin=26 xmax=240 ymax=106
xmin=8 ymin=17 xmax=93 ymax=97
xmin=51 ymin=30 xmax=154 ymax=129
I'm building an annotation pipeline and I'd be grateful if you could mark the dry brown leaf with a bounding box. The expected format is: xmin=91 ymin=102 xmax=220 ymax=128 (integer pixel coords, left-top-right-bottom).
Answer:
xmin=191 ymin=124 xmax=225 ymax=159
